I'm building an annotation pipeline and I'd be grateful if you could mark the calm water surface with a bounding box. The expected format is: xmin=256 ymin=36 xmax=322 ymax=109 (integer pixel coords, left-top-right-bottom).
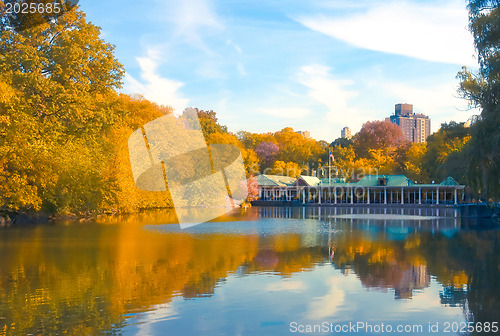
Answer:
xmin=0 ymin=206 xmax=499 ymax=335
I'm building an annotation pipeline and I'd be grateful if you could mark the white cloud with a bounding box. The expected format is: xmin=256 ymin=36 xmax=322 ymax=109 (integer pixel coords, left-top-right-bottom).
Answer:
xmin=136 ymin=302 xmax=179 ymax=336
xmin=295 ymin=1 xmax=475 ymax=65
xmin=237 ymin=63 xmax=247 ymax=76
xmin=227 ymin=39 xmax=243 ymax=54
xmin=159 ymin=0 xmax=224 ymax=53
xmin=123 ymin=49 xmax=189 ymax=114
xmin=294 ymin=64 xmax=371 ymax=131
xmin=267 ymin=281 xmax=307 ymax=292
xmin=258 ymin=107 xmax=310 ymax=119
xmin=307 ymin=277 xmax=345 ymax=320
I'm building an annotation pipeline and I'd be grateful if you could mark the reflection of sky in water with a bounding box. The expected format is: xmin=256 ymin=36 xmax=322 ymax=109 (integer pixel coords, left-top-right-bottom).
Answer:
xmin=126 ymin=266 xmax=464 ymax=336
xmin=1 ymin=206 xmax=496 ymax=336
xmin=127 ymin=208 xmax=469 ymax=336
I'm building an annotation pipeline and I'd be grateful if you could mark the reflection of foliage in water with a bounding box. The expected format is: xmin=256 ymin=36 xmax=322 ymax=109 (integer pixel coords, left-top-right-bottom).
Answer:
xmin=0 ymin=211 xmax=327 ymax=335
xmin=0 ymin=210 xmax=499 ymax=335
xmin=412 ymin=229 xmax=500 ymax=331
xmin=328 ymin=222 xmax=500 ymax=326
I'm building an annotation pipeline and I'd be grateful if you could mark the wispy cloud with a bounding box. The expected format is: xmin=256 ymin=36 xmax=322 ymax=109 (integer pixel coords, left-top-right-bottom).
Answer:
xmin=237 ymin=63 xmax=247 ymax=76
xmin=155 ymin=0 xmax=224 ymax=54
xmin=227 ymin=39 xmax=243 ymax=54
xmin=258 ymin=107 xmax=310 ymax=119
xmin=295 ymin=1 xmax=475 ymax=65
xmin=267 ymin=281 xmax=307 ymax=292
xmin=123 ymin=49 xmax=189 ymax=114
xmin=294 ymin=65 xmax=371 ymax=130
xmin=306 ymin=277 xmax=345 ymax=320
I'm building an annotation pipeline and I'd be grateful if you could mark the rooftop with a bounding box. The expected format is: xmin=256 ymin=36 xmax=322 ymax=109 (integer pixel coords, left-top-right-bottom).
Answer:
xmin=256 ymin=174 xmax=462 ymax=187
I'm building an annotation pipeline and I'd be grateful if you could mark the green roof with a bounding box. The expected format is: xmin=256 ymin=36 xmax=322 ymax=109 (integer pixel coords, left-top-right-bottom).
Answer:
xmin=320 ymin=178 xmax=346 ymax=185
xmin=439 ymin=176 xmax=459 ymax=186
xmin=255 ymin=174 xmax=461 ymax=188
xmin=256 ymin=174 xmax=296 ymax=187
xmin=356 ymin=175 xmax=415 ymax=187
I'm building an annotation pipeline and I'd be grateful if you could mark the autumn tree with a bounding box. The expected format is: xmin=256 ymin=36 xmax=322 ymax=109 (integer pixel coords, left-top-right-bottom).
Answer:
xmin=197 ymin=109 xmax=228 ymax=138
xmin=0 ymin=8 xmax=125 ymax=215
xmin=103 ymin=94 xmax=174 ymax=212
xmin=255 ymin=142 xmax=279 ymax=169
xmin=268 ymin=160 xmax=302 ymax=177
xmin=329 ymin=144 xmax=356 ymax=181
xmin=353 ymin=120 xmax=404 ymax=158
xmin=274 ymin=127 xmax=323 ymax=165
xmin=237 ymin=131 xmax=276 ymax=150
xmin=206 ymin=130 xmax=260 ymax=175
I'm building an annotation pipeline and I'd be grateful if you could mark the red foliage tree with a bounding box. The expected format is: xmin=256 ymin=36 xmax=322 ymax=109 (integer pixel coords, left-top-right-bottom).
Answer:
xmin=255 ymin=142 xmax=279 ymax=169
xmin=354 ymin=120 xmax=404 ymax=157
xmin=245 ymin=175 xmax=259 ymax=202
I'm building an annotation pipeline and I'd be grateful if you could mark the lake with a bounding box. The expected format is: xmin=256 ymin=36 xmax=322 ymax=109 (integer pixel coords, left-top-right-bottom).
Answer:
xmin=0 ymin=206 xmax=499 ymax=335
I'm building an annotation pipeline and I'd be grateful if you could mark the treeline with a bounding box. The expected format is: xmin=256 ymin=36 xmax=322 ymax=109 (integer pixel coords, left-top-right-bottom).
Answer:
xmin=196 ymin=111 xmax=328 ymax=177
xmin=0 ymin=1 xmax=498 ymax=218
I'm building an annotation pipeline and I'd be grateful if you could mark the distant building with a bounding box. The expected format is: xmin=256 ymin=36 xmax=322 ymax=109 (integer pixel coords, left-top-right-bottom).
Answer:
xmin=296 ymin=130 xmax=311 ymax=138
xmin=341 ymin=126 xmax=352 ymax=140
xmin=387 ymin=103 xmax=431 ymax=143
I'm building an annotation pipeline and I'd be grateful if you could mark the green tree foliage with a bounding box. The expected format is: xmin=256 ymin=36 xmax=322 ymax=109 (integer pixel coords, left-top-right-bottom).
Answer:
xmin=421 ymin=122 xmax=470 ymax=184
xmin=458 ymin=0 xmax=500 ymax=200
xmin=330 ymin=137 xmax=353 ymax=149
xmin=394 ymin=142 xmax=428 ymax=182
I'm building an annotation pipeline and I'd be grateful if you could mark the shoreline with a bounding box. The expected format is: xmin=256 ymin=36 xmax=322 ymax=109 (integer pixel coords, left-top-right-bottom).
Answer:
xmin=251 ymin=200 xmax=459 ymax=208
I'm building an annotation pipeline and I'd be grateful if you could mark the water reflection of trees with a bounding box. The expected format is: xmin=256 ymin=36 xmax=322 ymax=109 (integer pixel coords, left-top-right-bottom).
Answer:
xmin=0 ymin=211 xmax=498 ymax=335
xmin=0 ymin=215 xmax=326 ymax=335
xmin=424 ymin=230 xmax=500 ymax=335
xmin=331 ymin=232 xmax=431 ymax=299
xmin=330 ymin=226 xmax=500 ymax=334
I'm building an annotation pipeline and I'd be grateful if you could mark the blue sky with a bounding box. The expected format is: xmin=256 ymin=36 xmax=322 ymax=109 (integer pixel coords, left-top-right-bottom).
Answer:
xmin=81 ymin=0 xmax=478 ymax=142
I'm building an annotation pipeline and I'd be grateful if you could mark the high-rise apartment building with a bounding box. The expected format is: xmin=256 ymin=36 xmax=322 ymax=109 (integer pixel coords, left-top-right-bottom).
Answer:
xmin=387 ymin=104 xmax=431 ymax=143
xmin=341 ymin=126 xmax=352 ymax=140
xmin=296 ymin=130 xmax=311 ymax=138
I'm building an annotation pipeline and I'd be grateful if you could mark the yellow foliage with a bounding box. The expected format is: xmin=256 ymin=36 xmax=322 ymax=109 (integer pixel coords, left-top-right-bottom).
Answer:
xmin=268 ymin=160 xmax=302 ymax=177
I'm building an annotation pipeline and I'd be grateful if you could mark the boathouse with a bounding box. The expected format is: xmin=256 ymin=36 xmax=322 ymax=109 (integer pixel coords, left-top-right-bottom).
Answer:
xmin=256 ymin=174 xmax=465 ymax=206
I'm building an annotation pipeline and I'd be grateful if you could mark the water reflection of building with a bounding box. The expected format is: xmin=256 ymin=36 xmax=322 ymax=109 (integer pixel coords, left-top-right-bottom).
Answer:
xmin=257 ymin=206 xmax=460 ymax=232
xmin=440 ymin=286 xmax=468 ymax=307
xmin=394 ymin=265 xmax=431 ymax=299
